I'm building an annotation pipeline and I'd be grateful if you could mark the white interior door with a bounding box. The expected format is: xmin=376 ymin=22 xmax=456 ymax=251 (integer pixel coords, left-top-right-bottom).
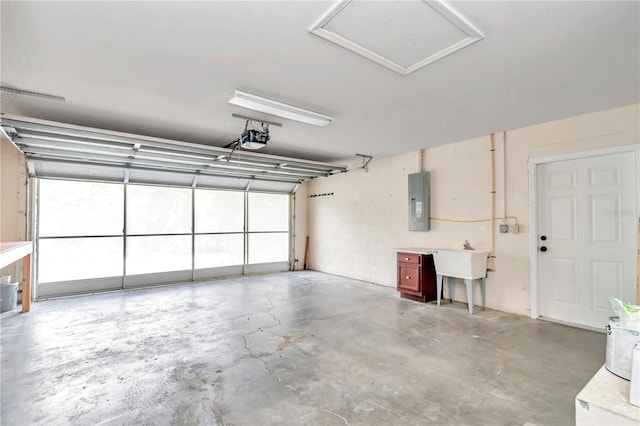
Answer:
xmin=537 ymin=151 xmax=637 ymax=329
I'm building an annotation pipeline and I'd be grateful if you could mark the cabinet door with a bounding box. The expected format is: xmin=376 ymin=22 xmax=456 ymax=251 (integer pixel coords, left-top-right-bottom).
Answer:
xmin=398 ymin=264 xmax=421 ymax=294
xmin=422 ymin=254 xmax=437 ymax=301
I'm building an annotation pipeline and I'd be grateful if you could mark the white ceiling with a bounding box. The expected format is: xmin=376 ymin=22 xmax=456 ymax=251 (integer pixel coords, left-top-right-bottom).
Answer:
xmin=1 ymin=1 xmax=638 ymax=163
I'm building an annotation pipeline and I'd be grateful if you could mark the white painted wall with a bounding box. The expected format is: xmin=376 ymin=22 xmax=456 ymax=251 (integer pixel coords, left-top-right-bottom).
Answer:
xmin=0 ymin=136 xmax=28 ymax=284
xmin=307 ymin=103 xmax=639 ymax=316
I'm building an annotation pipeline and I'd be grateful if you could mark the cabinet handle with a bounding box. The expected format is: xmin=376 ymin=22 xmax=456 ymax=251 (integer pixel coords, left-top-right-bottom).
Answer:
xmin=405 ymin=257 xmax=409 ymax=261
xmin=406 ymin=276 xmax=410 ymax=280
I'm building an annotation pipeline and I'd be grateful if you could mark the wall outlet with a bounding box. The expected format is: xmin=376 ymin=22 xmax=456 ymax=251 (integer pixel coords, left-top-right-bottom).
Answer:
xmin=499 ymin=224 xmax=509 ymax=233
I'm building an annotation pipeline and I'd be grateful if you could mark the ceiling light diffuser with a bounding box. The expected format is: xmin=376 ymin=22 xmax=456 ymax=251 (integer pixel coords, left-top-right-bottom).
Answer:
xmin=228 ymin=90 xmax=332 ymax=127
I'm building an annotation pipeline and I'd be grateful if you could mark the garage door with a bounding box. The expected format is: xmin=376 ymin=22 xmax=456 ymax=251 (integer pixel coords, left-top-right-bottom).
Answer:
xmin=36 ymin=179 xmax=291 ymax=298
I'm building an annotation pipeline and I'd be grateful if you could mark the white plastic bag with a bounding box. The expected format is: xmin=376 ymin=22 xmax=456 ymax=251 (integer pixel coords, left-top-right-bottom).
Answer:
xmin=607 ymin=297 xmax=640 ymax=331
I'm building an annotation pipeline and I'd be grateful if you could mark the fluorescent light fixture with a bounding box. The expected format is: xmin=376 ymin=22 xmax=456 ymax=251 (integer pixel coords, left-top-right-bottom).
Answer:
xmin=229 ymin=90 xmax=332 ymax=127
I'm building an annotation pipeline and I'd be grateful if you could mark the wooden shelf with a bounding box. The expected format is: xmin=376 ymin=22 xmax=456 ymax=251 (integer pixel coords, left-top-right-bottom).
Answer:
xmin=1 ymin=242 xmax=33 ymax=313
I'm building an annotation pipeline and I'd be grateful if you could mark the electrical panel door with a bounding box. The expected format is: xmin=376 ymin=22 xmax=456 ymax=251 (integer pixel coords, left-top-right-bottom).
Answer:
xmin=408 ymin=172 xmax=430 ymax=231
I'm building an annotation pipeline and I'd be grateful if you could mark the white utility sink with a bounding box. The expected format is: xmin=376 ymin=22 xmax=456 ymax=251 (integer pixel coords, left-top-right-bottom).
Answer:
xmin=432 ymin=249 xmax=490 ymax=315
xmin=431 ymin=249 xmax=489 ymax=280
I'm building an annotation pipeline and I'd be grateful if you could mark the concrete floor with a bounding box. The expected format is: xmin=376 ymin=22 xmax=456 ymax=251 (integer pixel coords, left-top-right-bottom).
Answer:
xmin=1 ymin=271 xmax=605 ymax=425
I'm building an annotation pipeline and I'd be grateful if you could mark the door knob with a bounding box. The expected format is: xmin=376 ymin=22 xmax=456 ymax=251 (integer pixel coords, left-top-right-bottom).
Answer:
xmin=539 ymin=246 xmax=548 ymax=252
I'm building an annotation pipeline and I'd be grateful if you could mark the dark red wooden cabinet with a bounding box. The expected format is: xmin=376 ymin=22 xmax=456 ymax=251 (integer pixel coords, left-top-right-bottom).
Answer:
xmin=397 ymin=252 xmax=437 ymax=303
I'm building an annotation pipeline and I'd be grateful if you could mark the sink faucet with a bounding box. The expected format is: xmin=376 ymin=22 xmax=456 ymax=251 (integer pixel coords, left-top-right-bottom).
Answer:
xmin=463 ymin=240 xmax=474 ymax=250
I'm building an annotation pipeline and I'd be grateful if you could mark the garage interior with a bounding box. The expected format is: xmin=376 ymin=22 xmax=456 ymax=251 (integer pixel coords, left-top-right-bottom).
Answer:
xmin=1 ymin=1 xmax=639 ymax=425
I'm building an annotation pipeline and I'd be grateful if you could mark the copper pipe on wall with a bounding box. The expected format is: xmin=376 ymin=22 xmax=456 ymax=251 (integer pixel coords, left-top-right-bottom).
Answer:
xmin=489 ymin=133 xmax=497 ymax=271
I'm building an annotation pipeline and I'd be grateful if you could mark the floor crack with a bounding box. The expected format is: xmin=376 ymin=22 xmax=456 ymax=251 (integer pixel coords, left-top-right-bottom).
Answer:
xmin=241 ymin=334 xmax=267 ymax=368
xmin=321 ymin=408 xmax=349 ymax=425
xmin=265 ymin=283 xmax=282 ymax=327
xmin=240 ymin=283 xmax=281 ymax=370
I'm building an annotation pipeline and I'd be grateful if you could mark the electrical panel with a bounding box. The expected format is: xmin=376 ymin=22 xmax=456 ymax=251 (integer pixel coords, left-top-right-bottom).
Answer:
xmin=408 ymin=172 xmax=430 ymax=232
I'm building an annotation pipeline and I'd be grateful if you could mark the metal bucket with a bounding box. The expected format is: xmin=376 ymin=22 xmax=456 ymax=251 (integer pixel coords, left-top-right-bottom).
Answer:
xmin=0 ymin=283 xmax=18 ymax=313
xmin=605 ymin=317 xmax=640 ymax=380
